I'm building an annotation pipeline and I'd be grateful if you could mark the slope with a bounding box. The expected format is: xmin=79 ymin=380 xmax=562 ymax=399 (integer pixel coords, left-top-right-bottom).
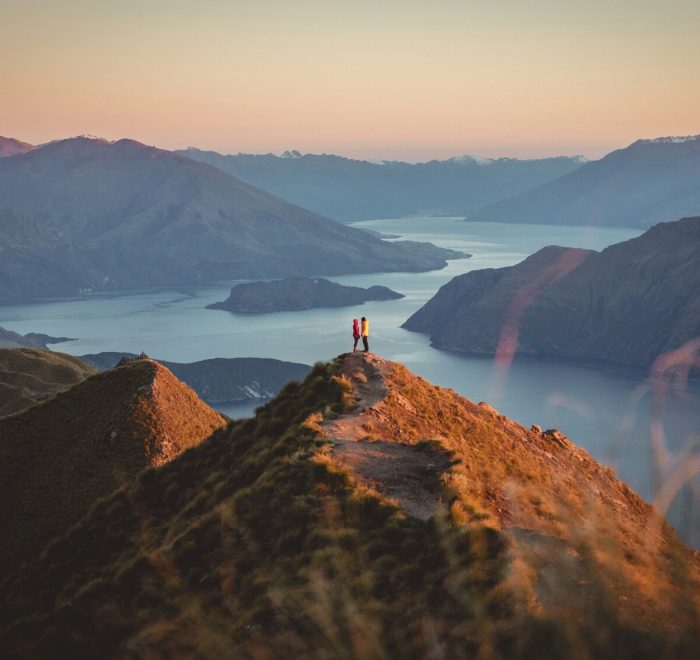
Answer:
xmin=0 ymin=136 xmax=34 ymax=158
xmin=403 ymin=216 xmax=700 ymax=367
xmin=0 ymin=137 xmax=464 ymax=300
xmin=1 ymin=354 xmax=697 ymax=658
xmin=471 ymin=136 xmax=700 ymax=228
xmin=80 ymin=352 xmax=311 ymax=402
xmin=0 ymin=348 xmax=97 ymax=416
xmin=179 ymin=147 xmax=585 ymax=221
xmin=0 ymin=358 xmax=226 ymax=578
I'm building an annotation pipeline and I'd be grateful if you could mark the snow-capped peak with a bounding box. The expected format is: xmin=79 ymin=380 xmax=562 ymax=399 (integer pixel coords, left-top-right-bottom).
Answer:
xmin=280 ymin=149 xmax=302 ymax=159
xmin=448 ymin=154 xmax=495 ymax=166
xmin=638 ymin=135 xmax=700 ymax=145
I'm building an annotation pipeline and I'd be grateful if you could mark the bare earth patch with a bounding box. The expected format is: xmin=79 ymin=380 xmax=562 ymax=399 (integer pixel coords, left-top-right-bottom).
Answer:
xmin=322 ymin=352 xmax=453 ymax=520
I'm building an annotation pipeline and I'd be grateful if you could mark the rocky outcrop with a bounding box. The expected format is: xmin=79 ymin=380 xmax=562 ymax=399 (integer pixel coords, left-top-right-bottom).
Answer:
xmin=404 ymin=216 xmax=700 ymax=367
xmin=207 ymin=277 xmax=404 ymax=313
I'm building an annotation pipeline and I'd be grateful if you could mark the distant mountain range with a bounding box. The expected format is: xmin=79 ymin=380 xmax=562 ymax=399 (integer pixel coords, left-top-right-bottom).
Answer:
xmin=403 ymin=216 xmax=700 ymax=367
xmin=0 ymin=137 xmax=463 ymax=301
xmin=471 ymin=136 xmax=700 ymax=228
xmin=178 ymin=147 xmax=585 ymax=221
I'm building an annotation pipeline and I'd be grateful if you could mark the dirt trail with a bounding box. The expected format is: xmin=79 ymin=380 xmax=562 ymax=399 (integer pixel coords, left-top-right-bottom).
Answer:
xmin=321 ymin=352 xmax=453 ymax=520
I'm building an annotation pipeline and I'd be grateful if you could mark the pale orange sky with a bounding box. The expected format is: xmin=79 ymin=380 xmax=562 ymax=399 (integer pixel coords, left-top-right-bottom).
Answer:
xmin=2 ymin=0 xmax=699 ymax=161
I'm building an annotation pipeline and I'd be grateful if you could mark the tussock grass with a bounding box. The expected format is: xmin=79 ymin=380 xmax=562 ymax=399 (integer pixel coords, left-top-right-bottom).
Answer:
xmin=0 ymin=356 xmax=698 ymax=658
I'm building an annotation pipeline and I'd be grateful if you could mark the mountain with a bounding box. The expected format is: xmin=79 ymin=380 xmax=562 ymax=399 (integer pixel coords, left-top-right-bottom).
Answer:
xmin=0 ymin=136 xmax=34 ymax=158
xmin=0 ymin=325 xmax=75 ymax=349
xmin=1 ymin=353 xmax=697 ymax=658
xmin=0 ymin=358 xmax=226 ymax=578
xmin=0 ymin=137 xmax=463 ymax=301
xmin=403 ymin=216 xmax=700 ymax=367
xmin=207 ymin=277 xmax=404 ymax=313
xmin=178 ymin=147 xmax=585 ymax=221
xmin=0 ymin=348 xmax=96 ymax=416
xmin=471 ymin=136 xmax=700 ymax=228
xmin=80 ymin=352 xmax=311 ymax=402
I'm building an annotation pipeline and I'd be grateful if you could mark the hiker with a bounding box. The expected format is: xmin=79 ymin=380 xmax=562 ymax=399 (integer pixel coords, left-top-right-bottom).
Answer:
xmin=361 ymin=316 xmax=369 ymax=352
xmin=352 ymin=318 xmax=360 ymax=351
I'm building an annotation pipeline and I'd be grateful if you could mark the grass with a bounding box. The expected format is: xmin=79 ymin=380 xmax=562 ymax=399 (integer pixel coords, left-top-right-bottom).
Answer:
xmin=0 ymin=347 xmax=96 ymax=416
xmin=0 ymin=359 xmax=225 ymax=579
xmin=0 ymin=356 xmax=698 ymax=658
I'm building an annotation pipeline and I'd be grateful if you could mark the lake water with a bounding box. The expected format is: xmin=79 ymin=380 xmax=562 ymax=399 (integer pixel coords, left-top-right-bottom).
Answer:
xmin=2 ymin=217 xmax=698 ymax=546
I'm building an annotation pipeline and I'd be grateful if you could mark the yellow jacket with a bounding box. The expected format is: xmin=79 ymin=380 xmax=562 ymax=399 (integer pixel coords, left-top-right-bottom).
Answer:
xmin=361 ymin=319 xmax=369 ymax=337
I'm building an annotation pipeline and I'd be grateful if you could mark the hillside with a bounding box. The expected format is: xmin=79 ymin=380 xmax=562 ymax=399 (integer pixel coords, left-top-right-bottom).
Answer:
xmin=80 ymin=352 xmax=311 ymax=402
xmin=403 ymin=216 xmax=700 ymax=367
xmin=179 ymin=147 xmax=585 ymax=221
xmin=0 ymin=137 xmax=463 ymax=301
xmin=0 ymin=136 xmax=34 ymax=158
xmin=0 ymin=358 xmax=226 ymax=578
xmin=471 ymin=136 xmax=700 ymax=228
xmin=0 ymin=348 xmax=96 ymax=416
xmin=0 ymin=324 xmax=74 ymax=350
xmin=1 ymin=353 xmax=697 ymax=658
xmin=207 ymin=277 xmax=404 ymax=313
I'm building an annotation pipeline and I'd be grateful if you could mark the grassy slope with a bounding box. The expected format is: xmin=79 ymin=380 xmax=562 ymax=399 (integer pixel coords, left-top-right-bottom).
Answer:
xmin=332 ymin=356 xmax=700 ymax=636
xmin=0 ymin=348 xmax=96 ymax=416
xmin=0 ymin=359 xmax=226 ymax=579
xmin=1 ymin=356 xmax=698 ymax=658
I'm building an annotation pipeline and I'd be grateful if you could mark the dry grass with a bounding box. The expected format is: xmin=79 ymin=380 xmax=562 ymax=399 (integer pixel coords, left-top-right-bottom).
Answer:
xmin=0 ymin=358 xmax=226 ymax=578
xmin=0 ymin=355 xmax=698 ymax=658
xmin=0 ymin=348 xmax=96 ymax=416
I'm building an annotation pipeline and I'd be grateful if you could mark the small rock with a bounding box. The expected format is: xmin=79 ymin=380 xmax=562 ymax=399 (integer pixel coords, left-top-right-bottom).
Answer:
xmin=531 ymin=424 xmax=542 ymax=434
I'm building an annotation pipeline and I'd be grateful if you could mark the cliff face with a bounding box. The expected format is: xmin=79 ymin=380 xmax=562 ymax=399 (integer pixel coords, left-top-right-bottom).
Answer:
xmin=1 ymin=353 xmax=697 ymax=658
xmin=404 ymin=216 xmax=700 ymax=367
xmin=0 ymin=359 xmax=226 ymax=577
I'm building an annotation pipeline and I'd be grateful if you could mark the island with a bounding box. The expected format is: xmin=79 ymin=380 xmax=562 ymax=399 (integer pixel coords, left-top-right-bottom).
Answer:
xmin=206 ymin=277 xmax=405 ymax=314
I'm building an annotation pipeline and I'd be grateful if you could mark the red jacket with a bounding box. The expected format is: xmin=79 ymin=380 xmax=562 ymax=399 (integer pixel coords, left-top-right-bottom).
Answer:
xmin=352 ymin=319 xmax=360 ymax=338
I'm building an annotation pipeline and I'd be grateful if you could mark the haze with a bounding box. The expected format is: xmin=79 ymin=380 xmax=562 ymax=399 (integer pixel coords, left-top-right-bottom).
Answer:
xmin=2 ymin=0 xmax=699 ymax=160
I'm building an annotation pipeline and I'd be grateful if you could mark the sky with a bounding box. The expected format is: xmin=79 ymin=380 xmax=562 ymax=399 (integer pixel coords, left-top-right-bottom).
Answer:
xmin=2 ymin=0 xmax=699 ymax=161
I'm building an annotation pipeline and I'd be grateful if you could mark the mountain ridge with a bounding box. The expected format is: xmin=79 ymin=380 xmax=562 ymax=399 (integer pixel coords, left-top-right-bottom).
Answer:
xmin=0 ymin=137 xmax=463 ymax=301
xmin=0 ymin=358 xmax=226 ymax=577
xmin=403 ymin=216 xmax=700 ymax=367
xmin=1 ymin=353 xmax=697 ymax=657
xmin=179 ymin=146 xmax=585 ymax=221
xmin=470 ymin=136 xmax=700 ymax=228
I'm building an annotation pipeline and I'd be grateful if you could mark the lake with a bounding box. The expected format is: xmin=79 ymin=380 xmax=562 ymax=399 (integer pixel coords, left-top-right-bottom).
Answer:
xmin=2 ymin=217 xmax=698 ymax=545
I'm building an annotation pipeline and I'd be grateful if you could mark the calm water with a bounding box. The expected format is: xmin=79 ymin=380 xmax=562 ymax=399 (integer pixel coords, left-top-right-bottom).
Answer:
xmin=2 ymin=217 xmax=698 ymax=545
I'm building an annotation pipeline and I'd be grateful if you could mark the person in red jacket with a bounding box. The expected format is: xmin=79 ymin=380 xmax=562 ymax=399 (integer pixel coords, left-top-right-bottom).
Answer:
xmin=352 ymin=318 xmax=360 ymax=351
xmin=361 ymin=316 xmax=369 ymax=352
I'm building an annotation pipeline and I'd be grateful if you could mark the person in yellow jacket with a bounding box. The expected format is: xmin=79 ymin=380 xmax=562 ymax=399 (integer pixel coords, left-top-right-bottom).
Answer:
xmin=361 ymin=316 xmax=369 ymax=352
